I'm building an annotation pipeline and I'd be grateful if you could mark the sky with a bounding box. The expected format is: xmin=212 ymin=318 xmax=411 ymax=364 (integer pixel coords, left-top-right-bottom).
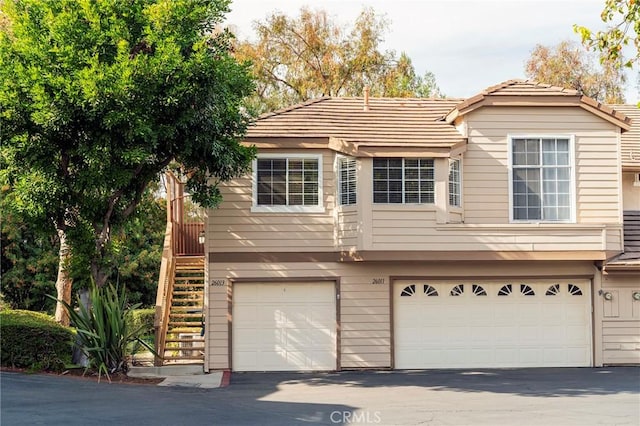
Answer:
xmin=224 ymin=0 xmax=639 ymax=103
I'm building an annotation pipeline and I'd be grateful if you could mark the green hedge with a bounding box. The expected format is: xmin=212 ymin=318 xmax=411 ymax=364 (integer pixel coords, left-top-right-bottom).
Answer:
xmin=131 ymin=308 xmax=155 ymax=337
xmin=0 ymin=309 xmax=74 ymax=372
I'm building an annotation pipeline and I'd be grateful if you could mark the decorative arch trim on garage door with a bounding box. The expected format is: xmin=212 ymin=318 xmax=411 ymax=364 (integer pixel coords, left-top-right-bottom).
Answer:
xmin=392 ymin=279 xmax=592 ymax=368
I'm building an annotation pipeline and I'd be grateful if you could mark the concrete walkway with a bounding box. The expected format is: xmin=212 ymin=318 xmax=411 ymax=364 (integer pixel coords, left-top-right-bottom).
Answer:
xmin=128 ymin=365 xmax=224 ymax=388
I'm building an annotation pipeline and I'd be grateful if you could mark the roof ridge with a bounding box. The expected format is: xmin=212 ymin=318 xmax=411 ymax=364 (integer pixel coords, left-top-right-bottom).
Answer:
xmin=329 ymin=96 xmax=463 ymax=102
xmin=257 ymin=97 xmax=331 ymax=120
xmin=481 ymin=79 xmax=525 ymax=95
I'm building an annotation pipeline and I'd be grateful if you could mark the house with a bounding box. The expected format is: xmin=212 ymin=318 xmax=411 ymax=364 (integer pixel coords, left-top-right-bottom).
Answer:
xmin=172 ymin=79 xmax=639 ymax=372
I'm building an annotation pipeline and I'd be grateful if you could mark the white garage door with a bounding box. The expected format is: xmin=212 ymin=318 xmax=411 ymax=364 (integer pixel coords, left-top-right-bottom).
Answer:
xmin=233 ymin=282 xmax=337 ymax=371
xmin=394 ymin=280 xmax=591 ymax=368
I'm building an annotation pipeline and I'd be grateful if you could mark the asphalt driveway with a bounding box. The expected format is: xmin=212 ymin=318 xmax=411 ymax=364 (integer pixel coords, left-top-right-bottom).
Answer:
xmin=2 ymin=367 xmax=639 ymax=425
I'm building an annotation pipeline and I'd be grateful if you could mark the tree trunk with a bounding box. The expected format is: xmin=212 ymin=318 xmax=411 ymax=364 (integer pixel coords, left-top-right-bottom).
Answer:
xmin=54 ymin=228 xmax=73 ymax=326
xmin=91 ymin=260 xmax=109 ymax=288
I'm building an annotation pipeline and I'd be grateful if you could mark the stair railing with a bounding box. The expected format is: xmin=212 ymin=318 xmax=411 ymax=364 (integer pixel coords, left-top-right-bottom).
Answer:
xmin=154 ymin=219 xmax=175 ymax=366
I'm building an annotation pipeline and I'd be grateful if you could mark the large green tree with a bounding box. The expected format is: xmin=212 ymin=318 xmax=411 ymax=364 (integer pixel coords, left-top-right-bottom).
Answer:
xmin=235 ymin=7 xmax=442 ymax=114
xmin=0 ymin=0 xmax=255 ymax=324
xmin=525 ymin=40 xmax=626 ymax=103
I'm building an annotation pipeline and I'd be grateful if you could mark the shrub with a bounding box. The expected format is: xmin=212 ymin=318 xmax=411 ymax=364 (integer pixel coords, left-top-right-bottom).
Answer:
xmin=52 ymin=283 xmax=155 ymax=380
xmin=0 ymin=309 xmax=74 ymax=372
xmin=131 ymin=308 xmax=155 ymax=337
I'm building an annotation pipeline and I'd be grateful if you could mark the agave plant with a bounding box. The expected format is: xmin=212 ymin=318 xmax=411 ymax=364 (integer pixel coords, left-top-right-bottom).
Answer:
xmin=49 ymin=282 xmax=156 ymax=381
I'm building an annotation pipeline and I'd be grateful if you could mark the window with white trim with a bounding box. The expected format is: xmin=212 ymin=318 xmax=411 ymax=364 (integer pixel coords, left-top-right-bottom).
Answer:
xmin=511 ymin=136 xmax=572 ymax=221
xmin=373 ymin=158 xmax=434 ymax=204
xmin=254 ymin=155 xmax=322 ymax=211
xmin=338 ymin=156 xmax=357 ymax=206
xmin=448 ymin=158 xmax=461 ymax=207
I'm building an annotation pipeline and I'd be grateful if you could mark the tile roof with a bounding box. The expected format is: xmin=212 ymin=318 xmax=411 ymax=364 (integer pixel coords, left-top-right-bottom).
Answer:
xmin=611 ymin=104 xmax=640 ymax=170
xmin=244 ymin=80 xmax=635 ymax=157
xmin=245 ymin=97 xmax=467 ymax=155
xmin=446 ymin=79 xmax=632 ymax=131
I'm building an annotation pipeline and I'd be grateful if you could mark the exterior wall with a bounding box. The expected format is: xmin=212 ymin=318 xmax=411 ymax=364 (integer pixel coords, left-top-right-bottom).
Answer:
xmin=335 ymin=205 xmax=358 ymax=250
xmin=207 ymin=107 xmax=623 ymax=257
xmin=207 ymin=149 xmax=336 ymax=253
xmin=463 ymin=106 xmax=621 ymax=225
xmin=598 ymin=274 xmax=640 ymax=365
xmin=206 ymin=259 xmax=597 ymax=371
xmin=622 ymin=172 xmax=640 ymax=211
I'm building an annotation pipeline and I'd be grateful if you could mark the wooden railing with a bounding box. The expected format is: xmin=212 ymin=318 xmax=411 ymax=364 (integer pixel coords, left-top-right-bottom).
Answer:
xmin=154 ymin=220 xmax=175 ymax=366
xmin=154 ymin=171 xmax=205 ymax=366
xmin=173 ymin=222 xmax=204 ymax=256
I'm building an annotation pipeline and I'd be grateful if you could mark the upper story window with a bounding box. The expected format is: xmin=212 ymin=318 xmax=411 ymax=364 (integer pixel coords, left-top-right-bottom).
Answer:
xmin=449 ymin=158 xmax=461 ymax=207
xmin=373 ymin=158 xmax=435 ymax=204
xmin=510 ymin=136 xmax=573 ymax=222
xmin=338 ymin=156 xmax=357 ymax=206
xmin=252 ymin=154 xmax=323 ymax=213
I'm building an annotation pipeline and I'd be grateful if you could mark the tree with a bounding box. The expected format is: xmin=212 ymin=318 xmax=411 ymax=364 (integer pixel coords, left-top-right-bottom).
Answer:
xmin=574 ymin=0 xmax=639 ymax=69
xmin=379 ymin=53 xmax=443 ymax=98
xmin=2 ymin=183 xmax=167 ymax=311
xmin=525 ymin=40 xmax=626 ymax=103
xmin=0 ymin=0 xmax=255 ymax=324
xmin=235 ymin=7 xmax=442 ymax=114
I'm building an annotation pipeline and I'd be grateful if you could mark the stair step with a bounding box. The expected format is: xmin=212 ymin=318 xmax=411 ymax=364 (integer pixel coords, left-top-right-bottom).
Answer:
xmin=165 ymin=338 xmax=205 ymax=343
xmin=168 ymin=321 xmax=204 ymax=327
xmin=170 ymin=313 xmax=202 ymax=318
xmin=172 ymin=291 xmax=203 ymax=296
xmin=173 ymin=283 xmax=204 ymax=288
xmin=170 ymin=306 xmax=204 ymax=311
xmin=162 ymin=355 xmax=204 ymax=361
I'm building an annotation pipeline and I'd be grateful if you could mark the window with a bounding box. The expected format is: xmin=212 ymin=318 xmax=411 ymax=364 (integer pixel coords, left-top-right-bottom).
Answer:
xmin=373 ymin=158 xmax=434 ymax=204
xmin=424 ymin=285 xmax=438 ymax=296
xmin=449 ymin=158 xmax=461 ymax=207
xmin=511 ymin=136 xmax=572 ymax=221
xmin=338 ymin=156 xmax=357 ymax=206
xmin=520 ymin=284 xmax=535 ymax=296
xmin=401 ymin=285 xmax=416 ymax=297
xmin=253 ymin=155 xmax=322 ymax=212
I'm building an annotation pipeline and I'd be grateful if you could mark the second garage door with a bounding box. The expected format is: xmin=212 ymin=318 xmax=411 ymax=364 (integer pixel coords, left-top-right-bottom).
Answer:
xmin=233 ymin=282 xmax=337 ymax=371
xmin=394 ymin=280 xmax=592 ymax=368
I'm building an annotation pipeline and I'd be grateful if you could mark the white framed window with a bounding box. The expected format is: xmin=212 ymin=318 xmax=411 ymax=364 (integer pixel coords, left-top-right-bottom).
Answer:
xmin=509 ymin=135 xmax=574 ymax=222
xmin=448 ymin=158 xmax=461 ymax=207
xmin=337 ymin=156 xmax=357 ymax=206
xmin=252 ymin=154 xmax=324 ymax=213
xmin=373 ymin=158 xmax=434 ymax=204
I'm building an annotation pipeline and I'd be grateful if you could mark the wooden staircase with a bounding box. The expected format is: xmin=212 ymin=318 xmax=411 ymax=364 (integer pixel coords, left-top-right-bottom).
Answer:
xmin=154 ymin=171 xmax=206 ymax=366
xmin=160 ymin=257 xmax=205 ymax=364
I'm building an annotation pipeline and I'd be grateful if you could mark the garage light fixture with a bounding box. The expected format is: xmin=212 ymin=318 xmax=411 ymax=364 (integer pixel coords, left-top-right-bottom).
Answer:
xmin=633 ymin=292 xmax=640 ymax=301
xmin=198 ymin=230 xmax=205 ymax=245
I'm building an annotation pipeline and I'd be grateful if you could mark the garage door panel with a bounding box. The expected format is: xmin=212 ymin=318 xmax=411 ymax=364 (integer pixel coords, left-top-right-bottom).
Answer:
xmin=233 ymin=282 xmax=336 ymax=371
xmin=394 ymin=280 xmax=591 ymax=368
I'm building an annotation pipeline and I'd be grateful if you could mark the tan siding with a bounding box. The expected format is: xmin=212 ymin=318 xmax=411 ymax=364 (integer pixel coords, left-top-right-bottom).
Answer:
xmin=622 ymin=173 xmax=640 ymax=211
xmin=336 ymin=207 xmax=358 ymax=250
xmin=209 ymin=149 xmax=336 ymax=252
xmin=612 ymin=104 xmax=640 ymax=169
xmin=603 ymin=321 xmax=640 ymax=364
xmin=206 ymin=260 xmax=597 ymax=370
xmin=464 ymin=106 xmax=621 ymax=225
xmin=599 ymin=275 xmax=640 ymax=365
xmin=369 ymin=223 xmax=613 ymax=252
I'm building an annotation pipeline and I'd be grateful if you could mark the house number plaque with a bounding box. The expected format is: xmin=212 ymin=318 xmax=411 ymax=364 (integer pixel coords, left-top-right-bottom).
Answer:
xmin=211 ymin=279 xmax=226 ymax=287
xmin=371 ymin=278 xmax=385 ymax=285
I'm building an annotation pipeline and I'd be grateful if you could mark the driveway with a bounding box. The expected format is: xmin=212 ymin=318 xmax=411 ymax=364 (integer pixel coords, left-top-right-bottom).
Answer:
xmin=2 ymin=367 xmax=639 ymax=425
